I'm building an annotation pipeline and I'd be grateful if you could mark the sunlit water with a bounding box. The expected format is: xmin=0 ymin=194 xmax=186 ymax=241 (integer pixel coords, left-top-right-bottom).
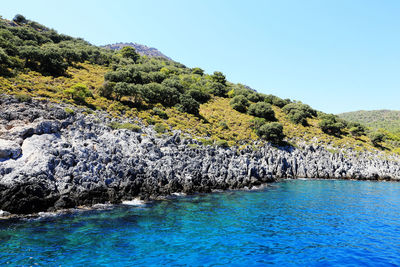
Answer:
xmin=1 ymin=180 xmax=400 ymax=266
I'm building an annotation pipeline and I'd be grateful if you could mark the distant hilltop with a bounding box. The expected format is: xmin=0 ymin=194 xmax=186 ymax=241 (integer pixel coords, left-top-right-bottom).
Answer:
xmin=102 ymin=42 xmax=171 ymax=60
xmin=338 ymin=110 xmax=400 ymax=134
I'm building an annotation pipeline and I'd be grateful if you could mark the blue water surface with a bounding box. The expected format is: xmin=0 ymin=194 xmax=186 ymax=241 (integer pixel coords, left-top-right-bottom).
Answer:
xmin=1 ymin=179 xmax=400 ymax=266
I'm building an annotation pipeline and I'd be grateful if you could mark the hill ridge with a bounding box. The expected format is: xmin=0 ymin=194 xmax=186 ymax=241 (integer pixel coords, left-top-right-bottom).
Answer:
xmin=102 ymin=42 xmax=171 ymax=60
xmin=338 ymin=110 xmax=400 ymax=134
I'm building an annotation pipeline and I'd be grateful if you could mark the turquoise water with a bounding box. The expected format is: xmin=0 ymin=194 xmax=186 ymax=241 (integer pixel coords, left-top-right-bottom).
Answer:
xmin=1 ymin=180 xmax=400 ymax=266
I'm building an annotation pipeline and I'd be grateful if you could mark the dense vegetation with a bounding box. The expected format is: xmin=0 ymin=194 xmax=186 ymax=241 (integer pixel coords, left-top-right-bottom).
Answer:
xmin=338 ymin=110 xmax=400 ymax=135
xmin=1 ymin=14 xmax=400 ymax=154
xmin=0 ymin=15 xmax=114 ymax=77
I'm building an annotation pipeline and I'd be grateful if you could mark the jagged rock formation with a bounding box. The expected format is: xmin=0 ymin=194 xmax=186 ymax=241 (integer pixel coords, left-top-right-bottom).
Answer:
xmin=1 ymin=96 xmax=400 ymax=214
xmin=102 ymin=42 xmax=171 ymax=60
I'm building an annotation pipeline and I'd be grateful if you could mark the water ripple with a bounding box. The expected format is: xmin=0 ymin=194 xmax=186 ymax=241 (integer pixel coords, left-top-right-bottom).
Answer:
xmin=1 ymin=180 xmax=400 ymax=266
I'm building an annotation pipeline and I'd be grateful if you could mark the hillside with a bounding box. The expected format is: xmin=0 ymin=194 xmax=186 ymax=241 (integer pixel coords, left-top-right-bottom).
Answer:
xmin=338 ymin=110 xmax=400 ymax=134
xmin=0 ymin=14 xmax=400 ymax=155
xmin=102 ymin=42 xmax=171 ymax=60
xmin=1 ymin=14 xmax=400 ymax=215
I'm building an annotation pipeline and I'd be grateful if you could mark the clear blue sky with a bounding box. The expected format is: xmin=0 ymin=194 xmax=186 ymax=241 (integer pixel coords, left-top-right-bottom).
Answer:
xmin=2 ymin=0 xmax=400 ymax=113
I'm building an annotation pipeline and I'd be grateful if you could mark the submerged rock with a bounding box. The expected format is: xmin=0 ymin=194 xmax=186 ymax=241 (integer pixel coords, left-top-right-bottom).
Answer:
xmin=0 ymin=95 xmax=399 ymax=214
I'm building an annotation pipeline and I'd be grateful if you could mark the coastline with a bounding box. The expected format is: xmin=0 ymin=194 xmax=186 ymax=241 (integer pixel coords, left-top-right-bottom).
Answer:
xmin=1 ymin=177 xmax=398 ymax=219
xmin=1 ymin=95 xmax=400 ymax=215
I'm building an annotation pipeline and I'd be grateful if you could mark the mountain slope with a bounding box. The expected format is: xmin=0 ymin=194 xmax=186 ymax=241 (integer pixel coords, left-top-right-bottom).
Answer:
xmin=1 ymin=14 xmax=400 ymax=214
xmin=338 ymin=110 xmax=400 ymax=134
xmin=0 ymin=14 xmax=399 ymax=154
xmin=102 ymin=42 xmax=171 ymax=60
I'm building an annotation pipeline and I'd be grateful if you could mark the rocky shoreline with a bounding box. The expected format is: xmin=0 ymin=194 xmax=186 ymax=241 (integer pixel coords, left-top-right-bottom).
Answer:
xmin=1 ymin=95 xmax=400 ymax=214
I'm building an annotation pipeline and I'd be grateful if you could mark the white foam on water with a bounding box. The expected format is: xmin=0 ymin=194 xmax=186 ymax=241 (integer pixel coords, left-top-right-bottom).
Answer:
xmin=0 ymin=210 xmax=11 ymax=217
xmin=250 ymin=184 xmax=271 ymax=190
xmin=211 ymin=189 xmax=224 ymax=193
xmin=122 ymin=198 xmax=146 ymax=206
xmin=92 ymin=203 xmax=114 ymax=210
xmin=171 ymin=192 xmax=186 ymax=197
xmin=37 ymin=211 xmax=62 ymax=218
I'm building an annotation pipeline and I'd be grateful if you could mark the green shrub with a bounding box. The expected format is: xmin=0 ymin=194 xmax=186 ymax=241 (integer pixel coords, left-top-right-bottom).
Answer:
xmin=0 ymin=48 xmax=12 ymax=76
xmin=109 ymin=122 xmax=141 ymax=132
xmin=256 ymin=122 xmax=285 ymax=144
xmin=264 ymin=94 xmax=288 ymax=107
xmin=14 ymin=93 xmax=31 ymax=102
xmin=248 ymin=102 xmax=275 ymax=121
xmin=13 ymin=14 xmax=28 ymax=24
xmin=120 ymin=46 xmax=139 ymax=62
xmin=247 ymin=93 xmax=261 ymax=102
xmin=282 ymin=102 xmax=317 ymax=125
xmin=216 ymin=139 xmax=229 ymax=148
xmin=369 ymin=132 xmax=385 ymax=146
xmin=211 ymin=71 xmax=227 ymax=85
xmin=250 ymin=117 xmax=267 ymax=130
xmin=191 ymin=67 xmax=204 ymax=76
xmin=219 ymin=121 xmax=229 ymax=130
xmin=348 ymin=122 xmax=366 ymax=137
xmin=141 ymin=83 xmax=180 ymax=106
xmin=64 ymin=83 xmax=92 ymax=103
xmin=146 ymin=117 xmax=156 ymax=125
xmin=272 ymin=97 xmax=288 ymax=108
xmin=99 ymin=81 xmax=115 ymax=99
xmin=178 ymin=94 xmax=199 ymax=115
xmin=208 ymin=81 xmax=228 ymax=97
xmin=187 ymin=89 xmax=210 ymax=104
xmin=227 ymin=89 xmax=235 ymax=98
xmin=230 ymin=95 xmax=250 ymax=113
xmin=152 ymin=107 xmax=168 ymax=119
xmin=19 ymin=44 xmax=69 ymax=76
xmin=64 ymin=107 xmax=75 ymax=114
xmin=154 ymin=123 xmax=167 ymax=133
xmin=198 ymin=138 xmax=214 ymax=146
xmin=318 ymin=114 xmax=345 ymax=136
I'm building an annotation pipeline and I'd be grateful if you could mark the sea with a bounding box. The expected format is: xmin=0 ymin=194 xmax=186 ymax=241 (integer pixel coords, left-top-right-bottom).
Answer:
xmin=1 ymin=179 xmax=399 ymax=266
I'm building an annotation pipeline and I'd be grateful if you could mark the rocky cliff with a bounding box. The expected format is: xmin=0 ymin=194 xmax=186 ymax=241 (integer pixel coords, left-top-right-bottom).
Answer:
xmin=1 ymin=96 xmax=400 ymax=214
xmin=102 ymin=42 xmax=171 ymax=60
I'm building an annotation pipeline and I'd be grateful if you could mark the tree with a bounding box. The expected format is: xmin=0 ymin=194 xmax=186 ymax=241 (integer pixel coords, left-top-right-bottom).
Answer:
xmin=318 ymin=114 xmax=345 ymax=136
xmin=187 ymin=89 xmax=210 ymax=104
xmin=250 ymin=117 xmax=267 ymax=130
xmin=272 ymin=97 xmax=289 ymax=108
xmin=211 ymin=71 xmax=227 ymax=85
xmin=247 ymin=93 xmax=262 ymax=102
xmin=256 ymin=122 xmax=285 ymax=144
xmin=104 ymin=70 xmax=131 ymax=83
xmin=120 ymin=46 xmax=139 ymax=62
xmin=192 ymin=67 xmax=204 ymax=76
xmin=348 ymin=123 xmax=366 ymax=137
xmin=369 ymin=132 xmax=385 ymax=147
xmin=141 ymin=83 xmax=180 ymax=106
xmin=19 ymin=45 xmax=68 ymax=76
xmin=208 ymin=82 xmax=228 ymax=97
xmin=247 ymin=102 xmax=275 ymax=121
xmin=113 ymin=82 xmax=131 ymax=101
xmin=162 ymin=77 xmax=184 ymax=93
xmin=13 ymin=14 xmax=27 ymax=24
xmin=0 ymin=48 xmax=11 ymax=76
xmin=99 ymin=81 xmax=115 ymax=99
xmin=178 ymin=94 xmax=199 ymax=115
xmin=230 ymin=95 xmax=250 ymax=113
xmin=146 ymin=71 xmax=166 ymax=83
xmin=64 ymin=83 xmax=92 ymax=103
xmin=152 ymin=107 xmax=168 ymax=119
xmin=282 ymin=102 xmax=317 ymax=125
